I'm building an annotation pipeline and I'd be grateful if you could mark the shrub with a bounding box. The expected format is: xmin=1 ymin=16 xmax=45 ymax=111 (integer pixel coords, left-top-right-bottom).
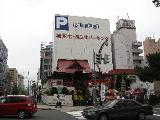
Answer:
xmin=45 ymin=87 xmax=58 ymax=95
xmin=61 ymin=87 xmax=69 ymax=95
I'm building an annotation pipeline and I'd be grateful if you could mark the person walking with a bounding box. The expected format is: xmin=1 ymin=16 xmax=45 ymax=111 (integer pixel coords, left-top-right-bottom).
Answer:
xmin=37 ymin=92 xmax=42 ymax=103
xmin=55 ymin=95 xmax=62 ymax=108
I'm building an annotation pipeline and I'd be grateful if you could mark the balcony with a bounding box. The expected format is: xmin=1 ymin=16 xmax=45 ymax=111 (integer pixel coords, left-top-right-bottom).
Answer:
xmin=132 ymin=48 xmax=143 ymax=54
xmin=133 ymin=56 xmax=143 ymax=60
xmin=132 ymin=41 xmax=142 ymax=47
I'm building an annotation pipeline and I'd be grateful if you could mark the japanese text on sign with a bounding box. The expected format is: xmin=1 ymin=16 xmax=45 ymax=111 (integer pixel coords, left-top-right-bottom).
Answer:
xmin=73 ymin=23 xmax=99 ymax=29
xmin=56 ymin=33 xmax=108 ymax=41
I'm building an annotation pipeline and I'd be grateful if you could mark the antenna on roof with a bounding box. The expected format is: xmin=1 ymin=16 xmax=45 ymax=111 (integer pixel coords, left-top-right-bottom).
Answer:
xmin=127 ymin=13 xmax=129 ymax=19
xmin=117 ymin=16 xmax=120 ymax=21
xmin=153 ymin=35 xmax=155 ymax=39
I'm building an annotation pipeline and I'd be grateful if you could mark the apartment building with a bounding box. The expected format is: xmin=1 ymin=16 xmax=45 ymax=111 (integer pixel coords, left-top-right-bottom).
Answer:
xmin=143 ymin=37 xmax=160 ymax=59
xmin=111 ymin=19 xmax=143 ymax=69
xmin=7 ymin=68 xmax=18 ymax=85
xmin=17 ymin=74 xmax=25 ymax=90
xmin=40 ymin=42 xmax=53 ymax=83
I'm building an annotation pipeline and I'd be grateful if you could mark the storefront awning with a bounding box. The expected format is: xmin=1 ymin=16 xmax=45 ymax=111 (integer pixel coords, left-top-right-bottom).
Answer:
xmin=56 ymin=59 xmax=92 ymax=73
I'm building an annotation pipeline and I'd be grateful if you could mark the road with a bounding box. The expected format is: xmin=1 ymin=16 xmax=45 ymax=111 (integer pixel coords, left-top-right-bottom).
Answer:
xmin=0 ymin=109 xmax=76 ymax=120
xmin=0 ymin=109 xmax=159 ymax=120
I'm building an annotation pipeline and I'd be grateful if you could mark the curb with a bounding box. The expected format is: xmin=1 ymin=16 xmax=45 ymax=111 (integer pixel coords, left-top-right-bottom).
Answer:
xmin=37 ymin=105 xmax=93 ymax=112
xmin=153 ymin=114 xmax=160 ymax=116
xmin=40 ymin=108 xmax=55 ymax=110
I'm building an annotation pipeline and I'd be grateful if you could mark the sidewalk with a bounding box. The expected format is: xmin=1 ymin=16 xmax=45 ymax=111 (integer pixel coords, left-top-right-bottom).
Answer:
xmin=37 ymin=104 xmax=92 ymax=112
xmin=153 ymin=105 xmax=160 ymax=116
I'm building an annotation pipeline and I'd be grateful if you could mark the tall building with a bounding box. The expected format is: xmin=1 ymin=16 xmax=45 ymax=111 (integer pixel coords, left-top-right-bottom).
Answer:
xmin=17 ymin=74 xmax=25 ymax=90
xmin=8 ymin=68 xmax=18 ymax=85
xmin=40 ymin=42 xmax=53 ymax=83
xmin=143 ymin=37 xmax=160 ymax=59
xmin=111 ymin=19 xmax=143 ymax=69
xmin=0 ymin=37 xmax=8 ymax=95
xmin=53 ymin=15 xmax=113 ymax=73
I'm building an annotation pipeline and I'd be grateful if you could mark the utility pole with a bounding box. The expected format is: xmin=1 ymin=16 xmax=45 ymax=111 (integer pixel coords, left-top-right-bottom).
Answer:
xmin=92 ymin=49 xmax=97 ymax=106
xmin=27 ymin=71 xmax=31 ymax=96
xmin=28 ymin=79 xmax=29 ymax=96
xmin=94 ymin=39 xmax=109 ymax=106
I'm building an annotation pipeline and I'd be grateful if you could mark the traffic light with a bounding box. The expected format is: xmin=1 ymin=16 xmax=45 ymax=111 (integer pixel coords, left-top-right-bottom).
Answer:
xmin=96 ymin=53 xmax=102 ymax=64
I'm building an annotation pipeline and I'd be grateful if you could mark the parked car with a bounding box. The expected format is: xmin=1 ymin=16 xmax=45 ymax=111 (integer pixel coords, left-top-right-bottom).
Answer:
xmin=82 ymin=99 xmax=153 ymax=120
xmin=0 ymin=95 xmax=37 ymax=119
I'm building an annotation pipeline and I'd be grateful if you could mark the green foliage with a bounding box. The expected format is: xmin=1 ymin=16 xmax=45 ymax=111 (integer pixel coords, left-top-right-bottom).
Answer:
xmin=11 ymin=84 xmax=19 ymax=95
xmin=136 ymin=66 xmax=154 ymax=82
xmin=114 ymin=73 xmax=130 ymax=91
xmin=45 ymin=87 xmax=58 ymax=95
xmin=126 ymin=79 xmax=131 ymax=90
xmin=52 ymin=87 xmax=58 ymax=94
xmin=18 ymin=87 xmax=28 ymax=95
xmin=147 ymin=53 xmax=160 ymax=80
xmin=114 ymin=74 xmax=123 ymax=91
xmin=61 ymin=87 xmax=69 ymax=95
xmin=136 ymin=52 xmax=160 ymax=82
xmin=147 ymin=53 xmax=160 ymax=70
xmin=31 ymin=82 xmax=37 ymax=96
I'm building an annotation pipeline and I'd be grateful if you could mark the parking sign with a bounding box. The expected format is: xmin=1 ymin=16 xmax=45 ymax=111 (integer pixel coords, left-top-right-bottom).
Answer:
xmin=55 ymin=15 xmax=69 ymax=31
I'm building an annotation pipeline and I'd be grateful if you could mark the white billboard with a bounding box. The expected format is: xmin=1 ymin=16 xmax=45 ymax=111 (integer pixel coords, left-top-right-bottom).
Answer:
xmin=53 ymin=15 xmax=113 ymax=73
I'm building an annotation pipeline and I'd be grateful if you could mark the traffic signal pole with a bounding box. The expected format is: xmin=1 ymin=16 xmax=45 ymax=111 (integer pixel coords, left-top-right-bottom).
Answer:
xmin=95 ymin=39 xmax=109 ymax=106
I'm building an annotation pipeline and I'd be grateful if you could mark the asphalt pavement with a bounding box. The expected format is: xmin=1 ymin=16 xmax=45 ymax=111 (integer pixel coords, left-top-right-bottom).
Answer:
xmin=0 ymin=104 xmax=159 ymax=120
xmin=36 ymin=104 xmax=160 ymax=120
xmin=37 ymin=104 xmax=91 ymax=112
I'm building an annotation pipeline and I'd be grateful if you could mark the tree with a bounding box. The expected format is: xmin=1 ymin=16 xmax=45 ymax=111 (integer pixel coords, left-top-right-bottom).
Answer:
xmin=52 ymin=87 xmax=58 ymax=94
xmin=136 ymin=53 xmax=160 ymax=81
xmin=45 ymin=87 xmax=58 ymax=95
xmin=61 ymin=87 xmax=69 ymax=95
xmin=136 ymin=52 xmax=160 ymax=96
xmin=147 ymin=53 xmax=160 ymax=80
xmin=114 ymin=74 xmax=122 ymax=91
xmin=31 ymin=82 xmax=37 ymax=97
xmin=11 ymin=83 xmax=19 ymax=95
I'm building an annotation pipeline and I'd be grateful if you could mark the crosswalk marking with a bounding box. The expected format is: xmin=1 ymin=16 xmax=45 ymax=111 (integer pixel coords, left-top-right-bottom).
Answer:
xmin=66 ymin=110 xmax=160 ymax=119
xmin=66 ymin=111 xmax=86 ymax=120
xmin=154 ymin=113 xmax=160 ymax=116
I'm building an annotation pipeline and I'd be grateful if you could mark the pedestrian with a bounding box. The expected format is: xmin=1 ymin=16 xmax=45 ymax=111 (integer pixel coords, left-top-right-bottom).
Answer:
xmin=55 ymin=95 xmax=62 ymax=108
xmin=37 ymin=94 xmax=39 ymax=103
xmin=37 ymin=92 xmax=42 ymax=103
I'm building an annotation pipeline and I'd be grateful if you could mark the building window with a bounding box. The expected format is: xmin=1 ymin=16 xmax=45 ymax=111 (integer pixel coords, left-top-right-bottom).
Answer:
xmin=45 ymin=52 xmax=52 ymax=57
xmin=44 ymin=59 xmax=49 ymax=64
xmin=44 ymin=65 xmax=48 ymax=70
xmin=44 ymin=72 xmax=48 ymax=77
xmin=57 ymin=81 xmax=62 ymax=85
xmin=49 ymin=65 xmax=52 ymax=69
xmin=48 ymin=72 xmax=52 ymax=76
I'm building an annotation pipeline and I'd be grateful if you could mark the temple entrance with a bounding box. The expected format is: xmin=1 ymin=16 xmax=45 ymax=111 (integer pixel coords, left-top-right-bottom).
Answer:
xmin=73 ymin=71 xmax=90 ymax=105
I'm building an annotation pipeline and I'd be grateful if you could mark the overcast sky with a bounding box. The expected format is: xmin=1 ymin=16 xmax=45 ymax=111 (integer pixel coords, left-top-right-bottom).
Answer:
xmin=0 ymin=0 xmax=160 ymax=86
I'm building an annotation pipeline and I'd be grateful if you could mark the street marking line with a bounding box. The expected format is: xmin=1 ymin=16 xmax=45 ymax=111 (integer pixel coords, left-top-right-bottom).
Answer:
xmin=153 ymin=113 xmax=160 ymax=116
xmin=66 ymin=111 xmax=86 ymax=120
